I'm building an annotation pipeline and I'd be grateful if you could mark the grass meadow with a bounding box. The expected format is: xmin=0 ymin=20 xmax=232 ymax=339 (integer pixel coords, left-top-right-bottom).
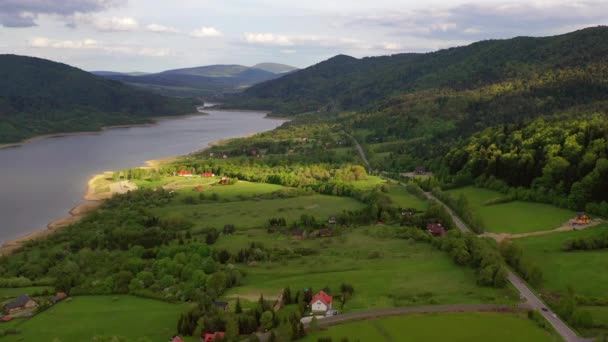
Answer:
xmin=301 ymin=312 xmax=558 ymax=342
xmin=2 ymin=296 xmax=191 ymax=342
xmin=222 ymin=227 xmax=516 ymax=312
xmin=446 ymin=187 xmax=575 ymax=234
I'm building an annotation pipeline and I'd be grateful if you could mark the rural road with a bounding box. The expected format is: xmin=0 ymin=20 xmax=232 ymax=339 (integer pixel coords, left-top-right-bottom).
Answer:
xmin=347 ymin=134 xmax=587 ymax=342
xmin=420 ymin=190 xmax=588 ymax=342
xmin=345 ymin=133 xmax=370 ymax=168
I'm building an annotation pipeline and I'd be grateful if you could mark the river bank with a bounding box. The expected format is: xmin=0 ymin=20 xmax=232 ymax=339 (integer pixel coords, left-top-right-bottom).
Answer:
xmin=0 ymin=110 xmax=207 ymax=150
xmin=0 ymin=110 xmax=285 ymax=256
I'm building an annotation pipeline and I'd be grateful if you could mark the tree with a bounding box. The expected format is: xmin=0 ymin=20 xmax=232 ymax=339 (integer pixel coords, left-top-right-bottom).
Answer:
xmin=310 ymin=316 xmax=320 ymax=333
xmin=260 ymin=311 xmax=274 ymax=331
xmin=235 ymin=297 xmax=243 ymax=314
xmin=225 ymin=316 xmax=239 ymax=342
xmin=339 ymin=283 xmax=354 ymax=309
xmin=282 ymin=287 xmax=292 ymax=305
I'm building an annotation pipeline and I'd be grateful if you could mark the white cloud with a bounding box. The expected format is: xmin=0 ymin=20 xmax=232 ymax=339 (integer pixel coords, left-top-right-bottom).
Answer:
xmin=382 ymin=42 xmax=401 ymax=51
xmin=190 ymin=26 xmax=222 ymax=37
xmin=245 ymin=33 xmax=293 ymax=46
xmin=281 ymin=49 xmax=297 ymax=54
xmin=146 ymin=24 xmax=179 ymax=34
xmin=72 ymin=14 xmax=139 ymax=32
xmin=28 ymin=37 xmax=170 ymax=57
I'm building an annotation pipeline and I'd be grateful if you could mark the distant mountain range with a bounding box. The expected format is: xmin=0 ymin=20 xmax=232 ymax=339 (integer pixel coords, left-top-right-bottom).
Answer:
xmin=92 ymin=63 xmax=298 ymax=98
xmin=0 ymin=54 xmax=196 ymax=144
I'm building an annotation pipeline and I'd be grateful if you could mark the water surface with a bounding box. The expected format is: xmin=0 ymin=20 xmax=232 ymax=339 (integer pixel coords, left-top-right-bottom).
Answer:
xmin=0 ymin=110 xmax=283 ymax=243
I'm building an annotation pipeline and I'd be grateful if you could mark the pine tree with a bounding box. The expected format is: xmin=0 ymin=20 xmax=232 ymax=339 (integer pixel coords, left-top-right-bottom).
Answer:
xmin=235 ymin=297 xmax=243 ymax=314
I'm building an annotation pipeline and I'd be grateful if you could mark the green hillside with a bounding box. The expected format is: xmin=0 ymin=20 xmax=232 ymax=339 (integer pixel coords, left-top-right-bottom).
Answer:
xmin=0 ymin=55 xmax=197 ymax=144
xmin=226 ymin=27 xmax=608 ymax=114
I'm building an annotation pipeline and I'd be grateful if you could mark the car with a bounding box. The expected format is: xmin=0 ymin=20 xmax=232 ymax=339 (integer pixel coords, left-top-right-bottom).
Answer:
xmin=541 ymin=308 xmax=549 ymax=312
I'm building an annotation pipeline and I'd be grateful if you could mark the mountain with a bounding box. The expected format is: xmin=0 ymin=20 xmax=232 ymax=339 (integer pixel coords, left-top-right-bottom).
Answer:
xmin=96 ymin=63 xmax=299 ymax=98
xmin=91 ymin=71 xmax=150 ymax=76
xmin=252 ymin=63 xmax=299 ymax=74
xmin=0 ymin=55 xmax=196 ymax=144
xmin=226 ymin=26 xmax=608 ymax=114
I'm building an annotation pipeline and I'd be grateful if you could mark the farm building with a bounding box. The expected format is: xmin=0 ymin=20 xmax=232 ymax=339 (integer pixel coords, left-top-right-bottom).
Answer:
xmin=427 ymin=223 xmax=446 ymax=237
xmin=201 ymin=172 xmax=215 ymax=178
xmin=50 ymin=292 xmax=67 ymax=304
xmin=202 ymin=331 xmax=225 ymax=342
xmin=220 ymin=177 xmax=228 ymax=185
xmin=310 ymin=290 xmax=333 ymax=313
xmin=573 ymin=212 xmax=591 ymax=225
xmin=177 ymin=170 xmax=193 ymax=177
xmin=3 ymin=295 xmax=38 ymax=314
xmin=213 ymin=301 xmax=228 ymax=310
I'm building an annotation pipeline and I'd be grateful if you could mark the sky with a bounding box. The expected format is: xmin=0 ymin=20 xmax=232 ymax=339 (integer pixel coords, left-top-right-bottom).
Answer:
xmin=0 ymin=0 xmax=606 ymax=72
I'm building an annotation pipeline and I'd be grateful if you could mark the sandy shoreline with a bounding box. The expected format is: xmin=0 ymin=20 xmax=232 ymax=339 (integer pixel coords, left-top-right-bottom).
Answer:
xmin=0 ymin=111 xmax=285 ymax=256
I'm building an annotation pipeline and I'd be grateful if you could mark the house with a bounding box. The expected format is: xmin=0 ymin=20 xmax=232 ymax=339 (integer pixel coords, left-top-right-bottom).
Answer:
xmin=50 ymin=292 xmax=67 ymax=304
xmin=427 ymin=223 xmax=446 ymax=237
xmin=573 ymin=212 xmax=591 ymax=225
xmin=1 ymin=316 xmax=12 ymax=322
xmin=415 ymin=166 xmax=426 ymax=175
xmin=310 ymin=291 xmax=333 ymax=313
xmin=222 ymin=154 xmax=228 ymax=159
xmin=201 ymin=172 xmax=215 ymax=178
xmin=318 ymin=228 xmax=332 ymax=237
xmin=213 ymin=301 xmax=228 ymax=311
xmin=4 ymin=295 xmax=38 ymax=314
xmin=220 ymin=177 xmax=228 ymax=185
xmin=170 ymin=336 xmax=184 ymax=342
xmin=328 ymin=216 xmax=337 ymax=225
xmin=178 ymin=170 xmax=193 ymax=177
xmin=291 ymin=228 xmax=305 ymax=239
xmin=202 ymin=332 xmax=225 ymax=342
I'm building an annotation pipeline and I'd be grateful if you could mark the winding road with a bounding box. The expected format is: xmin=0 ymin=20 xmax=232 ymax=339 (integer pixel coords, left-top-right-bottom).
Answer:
xmin=347 ymin=134 xmax=588 ymax=342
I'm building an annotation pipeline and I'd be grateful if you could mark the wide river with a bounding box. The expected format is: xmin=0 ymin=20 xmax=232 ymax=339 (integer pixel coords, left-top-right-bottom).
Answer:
xmin=0 ymin=109 xmax=284 ymax=243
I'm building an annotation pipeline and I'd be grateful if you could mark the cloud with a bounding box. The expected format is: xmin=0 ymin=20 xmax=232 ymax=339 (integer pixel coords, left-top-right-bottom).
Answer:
xmin=0 ymin=0 xmax=126 ymax=27
xmin=28 ymin=36 xmax=170 ymax=57
xmin=73 ymin=15 xmax=139 ymax=31
xmin=146 ymin=24 xmax=179 ymax=34
xmin=349 ymin=0 xmax=608 ymax=40
xmin=190 ymin=26 xmax=222 ymax=37
xmin=281 ymin=49 xmax=297 ymax=54
xmin=244 ymin=33 xmax=293 ymax=46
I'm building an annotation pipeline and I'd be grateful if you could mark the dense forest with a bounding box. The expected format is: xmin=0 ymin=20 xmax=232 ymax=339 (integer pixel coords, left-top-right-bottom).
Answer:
xmin=226 ymin=27 xmax=608 ymax=114
xmin=0 ymin=55 xmax=197 ymax=144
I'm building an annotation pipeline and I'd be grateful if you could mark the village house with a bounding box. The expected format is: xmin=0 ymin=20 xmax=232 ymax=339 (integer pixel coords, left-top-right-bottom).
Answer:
xmin=220 ymin=177 xmax=228 ymax=185
xmin=177 ymin=170 xmax=193 ymax=177
xmin=310 ymin=290 xmax=333 ymax=313
xmin=201 ymin=172 xmax=215 ymax=178
xmin=427 ymin=223 xmax=446 ymax=237
xmin=50 ymin=292 xmax=67 ymax=304
xmin=415 ymin=165 xmax=427 ymax=175
xmin=170 ymin=336 xmax=184 ymax=342
xmin=573 ymin=212 xmax=591 ymax=225
xmin=3 ymin=295 xmax=38 ymax=315
xmin=328 ymin=216 xmax=337 ymax=225
xmin=202 ymin=331 xmax=225 ymax=342
xmin=213 ymin=301 xmax=228 ymax=311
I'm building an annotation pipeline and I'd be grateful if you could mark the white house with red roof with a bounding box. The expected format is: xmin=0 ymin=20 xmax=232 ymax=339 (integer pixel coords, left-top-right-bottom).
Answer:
xmin=177 ymin=170 xmax=193 ymax=177
xmin=310 ymin=290 xmax=333 ymax=313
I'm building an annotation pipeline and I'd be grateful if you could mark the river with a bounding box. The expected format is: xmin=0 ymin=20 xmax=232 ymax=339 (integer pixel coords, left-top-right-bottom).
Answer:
xmin=0 ymin=109 xmax=284 ymax=243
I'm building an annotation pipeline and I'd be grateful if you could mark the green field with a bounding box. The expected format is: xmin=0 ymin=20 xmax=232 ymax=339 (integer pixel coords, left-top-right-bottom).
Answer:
xmin=515 ymin=225 xmax=608 ymax=298
xmin=155 ymin=194 xmax=365 ymax=230
xmin=223 ymin=228 xmax=515 ymax=311
xmin=3 ymin=296 xmax=191 ymax=342
xmin=385 ymin=184 xmax=427 ymax=210
xmin=301 ymin=312 xmax=558 ymax=342
xmin=447 ymin=187 xmax=575 ymax=234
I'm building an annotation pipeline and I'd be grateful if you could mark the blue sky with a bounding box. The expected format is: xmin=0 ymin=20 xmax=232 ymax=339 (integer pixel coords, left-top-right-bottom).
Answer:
xmin=0 ymin=0 xmax=606 ymax=72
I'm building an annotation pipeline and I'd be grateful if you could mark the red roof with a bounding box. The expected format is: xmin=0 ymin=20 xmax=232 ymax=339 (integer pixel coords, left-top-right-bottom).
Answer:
xmin=202 ymin=173 xmax=214 ymax=177
xmin=1 ymin=316 xmax=13 ymax=322
xmin=427 ymin=223 xmax=446 ymax=237
xmin=310 ymin=290 xmax=333 ymax=306
xmin=178 ymin=170 xmax=192 ymax=176
xmin=203 ymin=332 xmax=225 ymax=342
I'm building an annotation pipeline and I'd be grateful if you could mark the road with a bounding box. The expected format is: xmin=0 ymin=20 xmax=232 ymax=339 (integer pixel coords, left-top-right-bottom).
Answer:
xmin=421 ymin=189 xmax=587 ymax=342
xmin=345 ymin=133 xmax=370 ymax=168
xmin=347 ymin=133 xmax=587 ymax=342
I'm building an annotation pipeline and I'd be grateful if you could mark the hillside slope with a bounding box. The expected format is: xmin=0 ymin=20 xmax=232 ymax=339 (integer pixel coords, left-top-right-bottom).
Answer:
xmin=0 ymin=55 xmax=196 ymax=144
xmin=226 ymin=27 xmax=608 ymax=114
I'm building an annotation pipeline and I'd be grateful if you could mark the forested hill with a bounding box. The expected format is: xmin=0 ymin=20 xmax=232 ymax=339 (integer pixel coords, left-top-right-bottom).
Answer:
xmin=0 ymin=55 xmax=196 ymax=144
xmin=226 ymin=26 xmax=608 ymax=114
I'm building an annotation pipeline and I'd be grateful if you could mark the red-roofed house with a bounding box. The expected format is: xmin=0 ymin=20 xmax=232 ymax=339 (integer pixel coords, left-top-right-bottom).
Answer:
xmin=202 ymin=332 xmax=225 ymax=342
xmin=202 ymin=172 xmax=215 ymax=178
xmin=170 ymin=336 xmax=184 ymax=342
xmin=427 ymin=223 xmax=446 ymax=237
xmin=178 ymin=170 xmax=193 ymax=177
xmin=310 ymin=290 xmax=333 ymax=313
